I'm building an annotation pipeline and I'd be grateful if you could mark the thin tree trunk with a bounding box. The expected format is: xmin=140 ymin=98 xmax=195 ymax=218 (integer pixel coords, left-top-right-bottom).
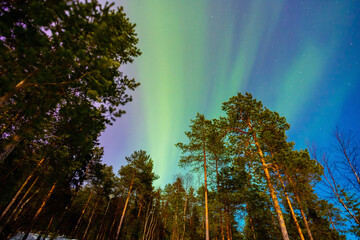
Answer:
xmin=335 ymin=129 xmax=360 ymax=186
xmin=162 ymin=202 xmax=168 ymax=238
xmin=43 ymin=215 xmax=54 ymax=239
xmin=8 ymin=176 xmax=39 ymax=221
xmin=229 ymin=215 xmax=233 ymax=240
xmin=73 ymin=190 xmax=93 ymax=235
xmin=109 ymin=203 xmax=121 ymax=239
xmin=203 ymin=139 xmax=210 ymax=240
xmin=257 ymin=151 xmax=289 ymax=240
xmin=56 ymin=160 xmax=93 ymax=235
xmin=146 ymin=208 xmax=155 ymax=240
xmin=138 ymin=202 xmax=143 ymax=217
xmin=276 ymin=168 xmax=305 ymax=240
xmin=21 ymin=183 xmax=56 ymax=240
xmin=83 ymin=198 xmax=99 ymax=240
xmin=286 ymin=174 xmax=314 ymax=240
xmin=171 ymin=209 xmax=177 ymax=240
xmin=115 ymin=175 xmax=135 ymax=240
xmin=246 ymin=203 xmax=256 ymax=240
xmin=96 ymin=197 xmax=112 ymax=240
xmin=225 ymin=206 xmax=230 ymax=240
xmin=143 ymin=201 xmax=152 ymax=240
xmin=249 ymin=122 xmax=289 ymax=240
xmin=182 ymin=193 xmax=188 ymax=240
xmin=0 ymin=158 xmax=44 ymax=221
xmin=319 ymin=157 xmax=360 ymax=225
xmin=149 ymin=218 xmax=158 ymax=240
xmin=13 ymin=189 xmax=40 ymax=221
xmin=215 ymin=154 xmax=225 ymax=240
xmin=33 ymin=182 xmax=56 ymax=222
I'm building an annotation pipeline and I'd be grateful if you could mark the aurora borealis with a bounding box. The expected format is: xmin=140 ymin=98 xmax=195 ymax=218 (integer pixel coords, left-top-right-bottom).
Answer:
xmin=99 ymin=0 xmax=360 ymax=186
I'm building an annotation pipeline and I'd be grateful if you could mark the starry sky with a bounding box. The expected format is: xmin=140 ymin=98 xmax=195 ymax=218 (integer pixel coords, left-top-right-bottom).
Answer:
xmin=99 ymin=0 xmax=360 ymax=187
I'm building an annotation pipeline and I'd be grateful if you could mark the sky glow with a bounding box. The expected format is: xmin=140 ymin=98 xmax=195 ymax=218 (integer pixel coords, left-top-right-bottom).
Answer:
xmin=99 ymin=0 xmax=360 ymax=187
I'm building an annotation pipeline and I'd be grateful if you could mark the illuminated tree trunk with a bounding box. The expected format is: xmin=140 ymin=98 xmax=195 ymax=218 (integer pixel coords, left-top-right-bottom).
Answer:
xmin=33 ymin=182 xmax=56 ymax=222
xmin=276 ymin=169 xmax=305 ymax=240
xmin=116 ymin=174 xmax=135 ymax=240
xmin=250 ymin=127 xmax=289 ymax=240
xmin=0 ymin=158 xmax=44 ymax=221
xmin=143 ymin=201 xmax=152 ymax=240
xmin=286 ymin=174 xmax=314 ymax=240
xmin=96 ymin=197 xmax=112 ymax=240
xmin=109 ymin=203 xmax=121 ymax=239
xmin=215 ymin=154 xmax=225 ymax=240
xmin=203 ymin=141 xmax=210 ymax=240
xmin=13 ymin=189 xmax=39 ymax=221
xmin=8 ymin=176 xmax=39 ymax=221
xmin=73 ymin=191 xmax=93 ymax=235
xmin=83 ymin=198 xmax=99 ymax=239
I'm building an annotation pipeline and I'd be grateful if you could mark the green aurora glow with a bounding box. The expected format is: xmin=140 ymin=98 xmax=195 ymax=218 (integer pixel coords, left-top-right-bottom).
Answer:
xmin=99 ymin=0 xmax=360 ymax=186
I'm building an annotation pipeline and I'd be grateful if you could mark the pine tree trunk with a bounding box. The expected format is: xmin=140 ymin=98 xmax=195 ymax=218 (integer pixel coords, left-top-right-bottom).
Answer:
xmin=109 ymin=203 xmax=121 ymax=239
xmin=13 ymin=189 xmax=39 ymax=222
xmin=73 ymin=190 xmax=93 ymax=235
xmin=225 ymin=206 xmax=231 ymax=240
xmin=8 ymin=176 xmax=39 ymax=223
xmin=115 ymin=175 xmax=135 ymax=240
xmin=138 ymin=202 xmax=143 ymax=217
xmin=296 ymin=194 xmax=314 ymax=240
xmin=146 ymin=208 xmax=155 ymax=240
xmin=21 ymin=182 xmax=56 ymax=240
xmin=96 ymin=197 xmax=112 ymax=240
xmin=162 ymin=203 xmax=168 ymax=238
xmin=83 ymin=198 xmax=99 ymax=239
xmin=182 ymin=193 xmax=187 ymax=240
xmin=285 ymin=174 xmax=314 ymax=240
xmin=215 ymin=154 xmax=226 ymax=240
xmin=0 ymin=158 xmax=44 ymax=221
xmin=203 ymin=140 xmax=210 ymax=240
xmin=171 ymin=211 xmax=176 ymax=240
xmin=143 ymin=201 xmax=152 ymax=240
xmin=43 ymin=215 xmax=54 ymax=239
xmin=33 ymin=182 xmax=56 ymax=222
xmin=251 ymin=136 xmax=290 ymax=240
xmin=246 ymin=203 xmax=256 ymax=240
xmin=276 ymin=169 xmax=305 ymax=240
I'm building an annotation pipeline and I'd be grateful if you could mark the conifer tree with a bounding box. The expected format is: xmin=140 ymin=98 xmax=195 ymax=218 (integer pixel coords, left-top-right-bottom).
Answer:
xmin=222 ymin=92 xmax=291 ymax=240
xmin=176 ymin=113 xmax=213 ymax=240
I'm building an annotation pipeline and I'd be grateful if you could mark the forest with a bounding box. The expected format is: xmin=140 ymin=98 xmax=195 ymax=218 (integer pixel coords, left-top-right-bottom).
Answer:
xmin=1 ymin=0 xmax=360 ymax=239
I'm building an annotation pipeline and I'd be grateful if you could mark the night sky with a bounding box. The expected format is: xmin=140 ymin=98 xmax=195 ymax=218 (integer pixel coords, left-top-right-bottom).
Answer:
xmin=99 ymin=0 xmax=360 ymax=187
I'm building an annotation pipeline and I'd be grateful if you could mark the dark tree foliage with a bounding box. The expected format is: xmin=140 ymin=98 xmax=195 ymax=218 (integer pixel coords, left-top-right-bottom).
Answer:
xmin=0 ymin=3 xmax=355 ymax=236
xmin=0 ymin=0 xmax=141 ymax=162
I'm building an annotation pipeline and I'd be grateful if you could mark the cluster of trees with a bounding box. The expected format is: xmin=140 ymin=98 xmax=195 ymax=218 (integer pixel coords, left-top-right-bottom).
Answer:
xmin=1 ymin=0 xmax=359 ymax=239
xmin=0 ymin=0 xmax=142 ymax=239
xmin=175 ymin=93 xmax=347 ymax=240
xmin=4 ymin=90 xmax=357 ymax=239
